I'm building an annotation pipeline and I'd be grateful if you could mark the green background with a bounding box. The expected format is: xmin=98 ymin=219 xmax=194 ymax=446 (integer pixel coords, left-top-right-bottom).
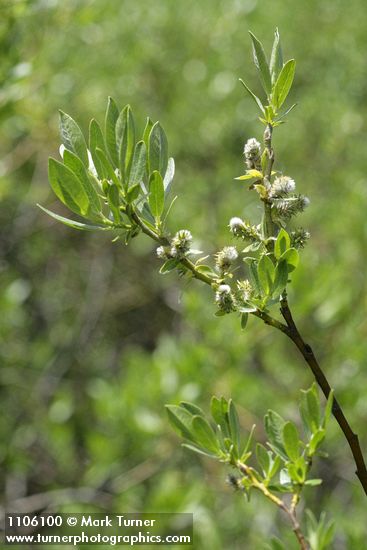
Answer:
xmin=1 ymin=0 xmax=367 ymax=548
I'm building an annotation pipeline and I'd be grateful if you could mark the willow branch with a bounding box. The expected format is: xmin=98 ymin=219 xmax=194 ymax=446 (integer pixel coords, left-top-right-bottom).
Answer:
xmin=258 ymin=116 xmax=367 ymax=496
xmin=237 ymin=461 xmax=308 ymax=550
xmin=278 ymin=294 xmax=367 ymax=496
xmin=129 ymin=207 xmax=215 ymax=286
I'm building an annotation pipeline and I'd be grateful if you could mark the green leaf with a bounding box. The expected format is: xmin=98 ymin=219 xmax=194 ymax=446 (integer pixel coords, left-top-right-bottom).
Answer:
xmin=104 ymin=96 xmax=119 ymax=168
xmin=278 ymin=247 xmax=299 ymax=273
xmin=272 ymin=59 xmax=296 ymax=110
xmin=148 ymin=122 xmax=168 ymax=176
xmin=159 ymin=258 xmax=180 ymax=274
xmin=148 ymin=170 xmax=165 ymax=219
xmin=241 ymin=424 xmax=255 ymax=461
xmin=163 ymin=157 xmax=175 ymax=194
xmin=181 ymin=443 xmax=219 ymax=459
xmin=275 ymin=103 xmax=297 ymax=122
xmin=287 ymin=462 xmax=305 ymax=484
xmin=279 ymin=468 xmax=292 ymax=487
xmin=95 ymin=147 xmax=121 ymax=189
xmin=195 ymin=265 xmax=217 ymax=278
xmin=257 ymin=254 xmax=275 ymax=295
xmin=165 ymin=405 xmax=195 ymax=442
xmin=142 ymin=117 xmax=154 ymax=147
xmin=247 ymin=259 xmax=262 ymax=295
xmin=180 ymin=402 xmax=205 ymax=417
xmin=210 ymin=397 xmax=227 ymax=432
xmin=239 ymin=79 xmax=265 ymax=114
xmin=129 ymin=140 xmax=147 ymax=186
xmin=256 ymin=443 xmax=270 ymax=476
xmin=89 ymin=119 xmax=107 ymax=180
xmin=37 ymin=205 xmax=108 ymax=231
xmin=235 ymin=169 xmax=263 ymax=181
xmin=282 ymin=421 xmax=300 ymax=462
xmin=274 ymin=228 xmax=291 ymax=259
xmin=126 ymin=183 xmax=141 ymax=204
xmin=264 ymin=410 xmax=287 ymax=459
xmin=48 ymin=157 xmax=89 ymax=216
xmin=304 ymin=478 xmax=323 ymax=487
xmin=141 ymin=202 xmax=156 ymax=226
xmin=59 ymin=110 xmax=89 ymax=168
xmin=249 ymin=31 xmax=272 ymax=96
xmin=307 ymin=385 xmax=321 ymax=431
xmin=269 ymin=28 xmax=283 ymax=84
xmin=228 ymin=400 xmax=240 ymax=455
xmin=299 ymin=391 xmax=312 ymax=435
xmin=62 ymin=149 xmax=102 ymax=219
xmin=240 ymin=312 xmax=249 ymax=330
xmin=322 ymin=519 xmax=335 ymax=547
xmin=307 ymin=512 xmax=334 ymax=548
xmin=273 ymin=261 xmax=288 ymax=297
xmin=309 ymin=429 xmax=325 ymax=456
xmin=268 ymin=455 xmax=282 ymax=480
xmin=106 ymin=183 xmax=121 ymax=223
xmin=116 ymin=104 xmax=135 ymax=184
xmin=191 ymin=415 xmax=220 ymax=454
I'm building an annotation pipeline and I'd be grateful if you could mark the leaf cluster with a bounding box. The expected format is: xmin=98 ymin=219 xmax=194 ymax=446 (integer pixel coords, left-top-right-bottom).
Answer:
xmin=39 ymin=99 xmax=176 ymax=242
xmin=240 ymin=29 xmax=296 ymax=126
xmin=166 ymin=384 xmax=333 ymax=498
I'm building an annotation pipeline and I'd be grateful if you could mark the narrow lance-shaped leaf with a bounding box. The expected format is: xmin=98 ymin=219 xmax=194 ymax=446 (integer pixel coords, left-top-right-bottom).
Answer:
xmin=37 ymin=205 xmax=109 ymax=231
xmin=309 ymin=429 xmax=326 ymax=456
xmin=247 ymin=259 xmax=262 ymax=295
xmin=126 ymin=183 xmax=141 ymax=204
xmin=269 ymin=28 xmax=283 ymax=84
xmin=89 ymin=119 xmax=107 ymax=180
xmin=48 ymin=157 xmax=89 ymax=217
xmin=239 ymin=79 xmax=265 ymax=114
xmin=159 ymin=258 xmax=180 ymax=274
xmin=264 ymin=410 xmax=287 ymax=459
xmin=273 ymin=260 xmax=288 ymax=297
xmin=256 ymin=443 xmax=270 ymax=476
xmin=95 ymin=147 xmax=121 ymax=189
xmin=180 ymin=402 xmax=205 ymax=417
xmin=63 ymin=149 xmax=102 ymax=219
xmin=299 ymin=390 xmax=312 ymax=435
xmin=143 ymin=117 xmax=154 ymax=148
xmin=148 ymin=122 xmax=168 ymax=176
xmin=165 ymin=405 xmax=196 ymax=442
xmin=272 ymin=59 xmax=296 ymax=110
xmin=282 ymin=421 xmax=300 ymax=462
xmin=106 ymin=184 xmax=121 ymax=223
xmin=59 ymin=111 xmax=89 ymax=168
xmin=274 ymin=228 xmax=291 ymax=259
xmin=249 ymin=31 xmax=272 ymax=96
xmin=104 ymin=97 xmax=119 ymax=168
xmin=307 ymin=385 xmax=321 ymax=431
xmin=257 ymin=254 xmax=275 ymax=295
xmin=210 ymin=396 xmax=229 ymax=436
xmin=129 ymin=140 xmax=147 ymax=187
xmin=228 ymin=400 xmax=240 ymax=455
xmin=148 ymin=170 xmax=164 ymax=220
xmin=116 ymin=104 xmax=135 ymax=185
xmin=191 ymin=415 xmax=220 ymax=455
xmin=163 ymin=157 xmax=175 ymax=194
xmin=275 ymin=103 xmax=297 ymax=122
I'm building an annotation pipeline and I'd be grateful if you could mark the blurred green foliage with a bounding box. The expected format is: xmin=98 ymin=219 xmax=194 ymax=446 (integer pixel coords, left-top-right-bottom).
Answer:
xmin=1 ymin=1 xmax=367 ymax=548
